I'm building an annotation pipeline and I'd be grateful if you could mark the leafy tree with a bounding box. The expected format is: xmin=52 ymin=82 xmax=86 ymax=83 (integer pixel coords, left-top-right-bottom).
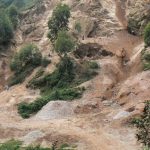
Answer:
xmin=7 ymin=5 xmax=19 ymax=29
xmin=144 ymin=23 xmax=150 ymax=46
xmin=55 ymin=31 xmax=75 ymax=56
xmin=132 ymin=101 xmax=150 ymax=148
xmin=0 ymin=10 xmax=13 ymax=44
xmin=48 ymin=3 xmax=70 ymax=43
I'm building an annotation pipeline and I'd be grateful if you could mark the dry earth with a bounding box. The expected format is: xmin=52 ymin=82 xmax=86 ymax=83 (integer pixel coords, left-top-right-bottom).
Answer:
xmin=0 ymin=0 xmax=150 ymax=150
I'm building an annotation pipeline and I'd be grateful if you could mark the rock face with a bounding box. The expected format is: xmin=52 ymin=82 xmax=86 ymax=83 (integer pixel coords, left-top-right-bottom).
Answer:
xmin=34 ymin=101 xmax=74 ymax=120
xmin=127 ymin=0 xmax=150 ymax=35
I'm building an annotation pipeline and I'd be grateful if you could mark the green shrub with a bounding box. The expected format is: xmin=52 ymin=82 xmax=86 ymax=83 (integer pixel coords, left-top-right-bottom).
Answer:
xmin=48 ymin=3 xmax=70 ymax=43
xmin=9 ymin=44 xmax=42 ymax=85
xmin=0 ymin=140 xmax=21 ymax=150
xmin=0 ymin=10 xmax=13 ymax=44
xmin=41 ymin=57 xmax=51 ymax=67
xmin=55 ymin=31 xmax=75 ymax=55
xmin=74 ymin=22 xmax=82 ymax=33
xmin=7 ymin=5 xmax=19 ymax=29
xmin=28 ymin=56 xmax=75 ymax=90
xmin=87 ymin=61 xmax=99 ymax=69
xmin=27 ymin=68 xmax=44 ymax=88
xmin=132 ymin=101 xmax=150 ymax=148
xmin=10 ymin=44 xmax=42 ymax=73
xmin=142 ymin=49 xmax=150 ymax=71
xmin=9 ymin=65 xmax=35 ymax=86
xmin=144 ymin=23 xmax=150 ymax=46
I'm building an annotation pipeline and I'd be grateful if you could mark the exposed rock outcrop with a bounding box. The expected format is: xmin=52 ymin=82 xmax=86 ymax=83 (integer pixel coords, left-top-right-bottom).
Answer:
xmin=127 ymin=0 xmax=150 ymax=35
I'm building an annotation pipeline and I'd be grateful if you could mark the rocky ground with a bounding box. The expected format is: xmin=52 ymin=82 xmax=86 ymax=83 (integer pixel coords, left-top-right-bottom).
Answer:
xmin=0 ymin=0 xmax=149 ymax=149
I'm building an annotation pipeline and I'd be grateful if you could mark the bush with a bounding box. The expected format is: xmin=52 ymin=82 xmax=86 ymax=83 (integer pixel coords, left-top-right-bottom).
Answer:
xmin=144 ymin=23 xmax=150 ymax=46
xmin=7 ymin=5 xmax=19 ymax=29
xmin=9 ymin=44 xmax=42 ymax=85
xmin=9 ymin=65 xmax=35 ymax=86
xmin=0 ymin=10 xmax=13 ymax=44
xmin=41 ymin=57 xmax=51 ymax=67
xmin=132 ymin=101 xmax=150 ymax=148
xmin=74 ymin=22 xmax=82 ymax=33
xmin=0 ymin=140 xmax=21 ymax=150
xmin=88 ymin=61 xmax=99 ymax=69
xmin=55 ymin=31 xmax=75 ymax=55
xmin=142 ymin=49 xmax=150 ymax=71
xmin=28 ymin=56 xmax=75 ymax=90
xmin=10 ymin=44 xmax=42 ymax=73
xmin=48 ymin=3 xmax=70 ymax=43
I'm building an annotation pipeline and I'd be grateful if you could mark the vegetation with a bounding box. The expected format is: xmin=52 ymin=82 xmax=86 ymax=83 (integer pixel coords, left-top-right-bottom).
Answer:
xmin=74 ymin=22 xmax=82 ymax=33
xmin=0 ymin=0 xmax=40 ymax=10
xmin=9 ymin=44 xmax=43 ymax=86
xmin=19 ymin=57 xmax=98 ymax=118
xmin=0 ymin=10 xmax=13 ymax=44
xmin=18 ymin=87 xmax=84 ymax=118
xmin=55 ymin=31 xmax=75 ymax=56
xmin=48 ymin=4 xmax=70 ymax=43
xmin=132 ymin=101 xmax=150 ymax=148
xmin=0 ymin=140 xmax=73 ymax=150
xmin=16 ymin=2 xmax=98 ymax=119
xmin=7 ymin=5 xmax=19 ymax=29
xmin=144 ymin=23 xmax=150 ymax=47
xmin=142 ymin=49 xmax=150 ymax=71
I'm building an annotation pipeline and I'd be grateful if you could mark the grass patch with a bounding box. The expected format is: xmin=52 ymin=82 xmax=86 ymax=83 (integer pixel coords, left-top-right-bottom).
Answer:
xmin=0 ymin=140 xmax=73 ymax=150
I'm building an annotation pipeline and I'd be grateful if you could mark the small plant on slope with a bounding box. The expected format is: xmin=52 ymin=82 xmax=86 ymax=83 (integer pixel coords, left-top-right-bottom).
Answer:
xmin=132 ymin=101 xmax=150 ymax=148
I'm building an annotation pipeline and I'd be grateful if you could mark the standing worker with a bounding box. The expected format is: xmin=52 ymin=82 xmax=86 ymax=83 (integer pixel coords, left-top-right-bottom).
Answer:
xmin=121 ymin=48 xmax=127 ymax=66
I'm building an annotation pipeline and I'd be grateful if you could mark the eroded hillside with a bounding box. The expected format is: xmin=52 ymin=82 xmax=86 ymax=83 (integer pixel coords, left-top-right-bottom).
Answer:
xmin=0 ymin=0 xmax=149 ymax=150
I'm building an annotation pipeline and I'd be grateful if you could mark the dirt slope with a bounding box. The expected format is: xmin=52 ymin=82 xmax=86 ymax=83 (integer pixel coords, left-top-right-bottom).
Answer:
xmin=0 ymin=0 xmax=149 ymax=149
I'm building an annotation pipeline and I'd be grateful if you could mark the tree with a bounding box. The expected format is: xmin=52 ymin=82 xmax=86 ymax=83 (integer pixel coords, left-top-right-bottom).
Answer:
xmin=144 ymin=23 xmax=150 ymax=46
xmin=48 ymin=3 xmax=70 ymax=43
xmin=7 ymin=5 xmax=19 ymax=29
xmin=55 ymin=30 xmax=75 ymax=56
xmin=0 ymin=10 xmax=13 ymax=44
xmin=132 ymin=101 xmax=150 ymax=148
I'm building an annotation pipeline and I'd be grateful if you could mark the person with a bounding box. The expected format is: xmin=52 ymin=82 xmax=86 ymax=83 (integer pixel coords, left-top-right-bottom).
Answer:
xmin=48 ymin=53 xmax=52 ymax=57
xmin=121 ymin=48 xmax=129 ymax=66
